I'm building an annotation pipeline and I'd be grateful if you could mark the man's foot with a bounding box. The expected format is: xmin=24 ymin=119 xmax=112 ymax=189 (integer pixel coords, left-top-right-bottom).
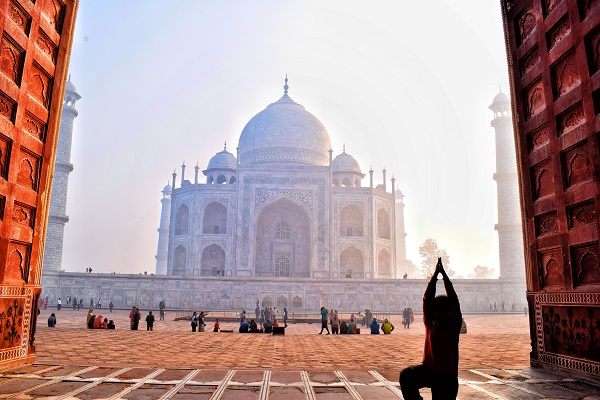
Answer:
xmin=319 ymin=332 xmax=322 ymax=334
xmin=327 ymin=332 xmax=330 ymax=335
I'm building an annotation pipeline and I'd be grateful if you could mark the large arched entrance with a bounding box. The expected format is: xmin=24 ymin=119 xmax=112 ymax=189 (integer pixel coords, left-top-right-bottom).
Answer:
xmin=201 ymin=244 xmax=225 ymax=276
xmin=254 ymin=197 xmax=311 ymax=277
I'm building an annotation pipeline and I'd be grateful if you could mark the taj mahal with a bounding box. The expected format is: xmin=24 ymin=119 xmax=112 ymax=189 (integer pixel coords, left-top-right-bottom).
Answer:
xmin=40 ymin=77 xmax=526 ymax=313
xmin=155 ymin=77 xmax=408 ymax=281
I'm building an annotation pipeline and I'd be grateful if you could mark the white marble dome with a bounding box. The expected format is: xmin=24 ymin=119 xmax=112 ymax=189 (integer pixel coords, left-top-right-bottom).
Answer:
xmin=207 ymin=148 xmax=237 ymax=170
xmin=237 ymin=85 xmax=331 ymax=166
xmin=332 ymin=151 xmax=361 ymax=173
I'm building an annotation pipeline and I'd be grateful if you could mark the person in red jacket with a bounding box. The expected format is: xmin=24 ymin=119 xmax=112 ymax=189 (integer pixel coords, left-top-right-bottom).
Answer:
xmin=400 ymin=258 xmax=462 ymax=399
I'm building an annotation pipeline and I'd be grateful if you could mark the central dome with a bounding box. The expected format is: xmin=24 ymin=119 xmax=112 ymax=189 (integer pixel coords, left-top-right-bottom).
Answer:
xmin=237 ymin=80 xmax=332 ymax=166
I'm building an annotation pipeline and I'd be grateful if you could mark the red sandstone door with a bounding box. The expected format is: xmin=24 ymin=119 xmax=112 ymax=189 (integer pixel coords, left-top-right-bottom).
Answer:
xmin=0 ymin=0 xmax=78 ymax=366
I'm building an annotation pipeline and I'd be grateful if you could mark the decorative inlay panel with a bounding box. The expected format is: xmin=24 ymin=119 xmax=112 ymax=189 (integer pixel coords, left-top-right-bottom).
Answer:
xmin=578 ymin=0 xmax=600 ymax=21
xmin=0 ymin=134 xmax=11 ymax=181
xmin=0 ymin=196 xmax=5 ymax=221
xmin=5 ymin=241 xmax=30 ymax=282
xmin=520 ymin=46 xmax=540 ymax=76
xmin=516 ymin=1 xmax=537 ymax=46
xmin=524 ymin=79 xmax=545 ymax=120
xmin=338 ymin=241 xmax=366 ymax=253
xmin=552 ymin=50 xmax=580 ymax=99
xmin=0 ymin=92 xmax=16 ymax=123
xmin=35 ymin=29 xmax=57 ymax=64
xmin=16 ymin=149 xmax=40 ymax=191
xmin=338 ymin=200 xmax=364 ymax=210
xmin=29 ymin=63 xmax=52 ymax=109
xmin=571 ymin=242 xmax=600 ymax=286
xmin=199 ymin=239 xmax=228 ymax=252
xmin=547 ymin=15 xmax=571 ymax=51
xmin=567 ymin=200 xmax=596 ymax=229
xmin=12 ymin=202 xmax=34 ymax=228
xmin=538 ymin=248 xmax=564 ymax=289
xmin=0 ymin=298 xmax=24 ymax=350
xmin=8 ymin=1 xmax=31 ymax=35
xmin=543 ymin=0 xmax=561 ymax=17
xmin=585 ymin=26 xmax=600 ymax=75
xmin=531 ymin=159 xmax=554 ymax=201
xmin=23 ymin=111 xmax=46 ymax=142
xmin=528 ymin=124 xmax=550 ymax=152
xmin=202 ymin=198 xmax=229 ymax=207
xmin=535 ymin=211 xmax=558 ymax=236
xmin=561 ymin=141 xmax=591 ymax=189
xmin=255 ymin=189 xmax=313 ymax=212
xmin=41 ymin=0 xmax=65 ymax=34
xmin=0 ymin=34 xmax=24 ymax=85
xmin=557 ymin=102 xmax=585 ymax=136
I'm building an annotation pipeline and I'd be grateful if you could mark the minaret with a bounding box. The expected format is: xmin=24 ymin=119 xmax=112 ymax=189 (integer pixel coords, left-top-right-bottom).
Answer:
xmin=42 ymin=76 xmax=81 ymax=272
xmin=489 ymin=89 xmax=525 ymax=281
xmin=155 ymin=182 xmax=172 ymax=275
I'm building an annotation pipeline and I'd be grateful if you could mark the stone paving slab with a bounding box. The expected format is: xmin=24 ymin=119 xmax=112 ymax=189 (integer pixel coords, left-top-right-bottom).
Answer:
xmin=1 ymin=312 xmax=598 ymax=399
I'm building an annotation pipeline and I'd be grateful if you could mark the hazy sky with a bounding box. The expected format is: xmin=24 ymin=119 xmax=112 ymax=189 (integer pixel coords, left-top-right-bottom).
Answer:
xmin=61 ymin=1 xmax=514 ymax=277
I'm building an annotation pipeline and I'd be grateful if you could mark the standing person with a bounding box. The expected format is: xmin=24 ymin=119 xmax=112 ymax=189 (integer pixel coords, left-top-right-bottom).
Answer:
xmin=57 ymin=298 xmax=61 ymax=310
xmin=330 ymin=310 xmax=339 ymax=334
xmin=159 ymin=301 xmax=165 ymax=321
xmin=72 ymin=297 xmax=77 ymax=311
xmin=67 ymin=296 xmax=71 ymax=305
xmin=283 ymin=307 xmax=288 ymax=328
xmin=146 ymin=311 xmax=155 ymax=331
xmin=400 ymin=258 xmax=462 ymax=399
xmin=90 ymin=298 xmax=94 ymax=309
xmin=191 ymin=312 xmax=198 ymax=332
xmin=109 ymin=301 xmax=114 ymax=313
xmin=319 ymin=307 xmax=330 ymax=334
xmin=213 ymin=318 xmax=220 ymax=332
xmin=132 ymin=307 xmax=141 ymax=330
xmin=198 ymin=311 xmax=205 ymax=332
xmin=79 ymin=299 xmax=83 ymax=310
xmin=129 ymin=307 xmax=136 ymax=329
xmin=47 ymin=313 xmax=56 ymax=327
xmin=255 ymin=304 xmax=260 ymax=322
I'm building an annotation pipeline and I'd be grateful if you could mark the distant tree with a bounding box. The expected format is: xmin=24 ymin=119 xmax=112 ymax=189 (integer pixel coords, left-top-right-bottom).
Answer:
xmin=418 ymin=238 xmax=454 ymax=278
xmin=469 ymin=265 xmax=497 ymax=279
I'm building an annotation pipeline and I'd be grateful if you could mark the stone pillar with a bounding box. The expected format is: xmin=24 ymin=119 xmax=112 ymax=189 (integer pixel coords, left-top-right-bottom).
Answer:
xmin=43 ymin=78 xmax=81 ymax=273
xmin=155 ymin=183 xmax=172 ymax=275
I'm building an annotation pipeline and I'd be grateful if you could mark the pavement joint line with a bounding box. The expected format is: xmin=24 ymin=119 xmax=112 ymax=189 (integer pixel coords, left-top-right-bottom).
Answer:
xmin=368 ymin=371 xmax=404 ymax=399
xmin=457 ymin=378 xmax=508 ymax=400
xmin=258 ymin=370 xmax=270 ymax=400
xmin=157 ymin=368 xmax=200 ymax=400
xmin=26 ymin=365 xmax=63 ymax=375
xmin=209 ymin=369 xmax=235 ymax=400
xmin=300 ymin=371 xmax=316 ymax=400
xmin=3 ymin=366 xmax=98 ymax=399
xmin=54 ymin=367 xmax=132 ymax=400
xmin=106 ymin=368 xmax=166 ymax=400
xmin=467 ymin=369 xmax=547 ymax=397
xmin=334 ymin=370 xmax=363 ymax=400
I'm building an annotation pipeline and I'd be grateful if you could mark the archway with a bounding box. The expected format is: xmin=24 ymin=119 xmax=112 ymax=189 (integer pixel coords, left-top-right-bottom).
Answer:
xmin=201 ymin=244 xmax=225 ymax=276
xmin=203 ymin=201 xmax=227 ymax=234
xmin=340 ymin=246 xmax=364 ymax=278
xmin=173 ymin=245 xmax=187 ymax=275
xmin=340 ymin=204 xmax=363 ymax=237
xmin=174 ymin=204 xmax=189 ymax=235
xmin=254 ymin=197 xmax=311 ymax=277
xmin=377 ymin=208 xmax=390 ymax=239
xmin=378 ymin=248 xmax=391 ymax=276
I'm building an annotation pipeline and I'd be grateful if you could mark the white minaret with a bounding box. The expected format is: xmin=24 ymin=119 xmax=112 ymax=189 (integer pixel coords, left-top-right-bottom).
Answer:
xmin=394 ymin=189 xmax=408 ymax=276
xmin=155 ymin=182 xmax=172 ymax=275
xmin=489 ymin=90 xmax=526 ymax=282
xmin=42 ymin=76 xmax=81 ymax=272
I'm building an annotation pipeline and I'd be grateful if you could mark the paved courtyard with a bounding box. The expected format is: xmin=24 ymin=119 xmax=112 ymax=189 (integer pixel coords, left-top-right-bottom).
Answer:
xmin=0 ymin=309 xmax=598 ymax=399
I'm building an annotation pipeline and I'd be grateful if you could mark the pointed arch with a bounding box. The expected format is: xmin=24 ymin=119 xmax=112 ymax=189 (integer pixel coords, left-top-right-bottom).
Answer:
xmin=377 ymin=208 xmax=391 ymax=239
xmin=173 ymin=245 xmax=187 ymax=275
xmin=201 ymin=244 xmax=225 ymax=276
xmin=340 ymin=204 xmax=363 ymax=237
xmin=203 ymin=201 xmax=227 ymax=234
xmin=378 ymin=248 xmax=391 ymax=276
xmin=174 ymin=204 xmax=189 ymax=235
xmin=340 ymin=246 xmax=364 ymax=278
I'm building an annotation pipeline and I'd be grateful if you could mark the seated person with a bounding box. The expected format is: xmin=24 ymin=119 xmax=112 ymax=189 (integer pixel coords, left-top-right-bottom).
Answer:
xmin=348 ymin=318 xmax=359 ymax=334
xmin=213 ymin=318 xmax=220 ymax=332
xmin=93 ymin=315 xmax=104 ymax=329
xmin=381 ymin=319 xmax=395 ymax=334
xmin=239 ymin=320 xmax=250 ymax=333
xmin=47 ymin=313 xmax=56 ymax=327
xmin=263 ymin=320 xmax=273 ymax=333
xmin=272 ymin=318 xmax=280 ymax=327
xmin=339 ymin=320 xmax=348 ymax=334
xmin=107 ymin=320 xmax=116 ymax=329
xmin=102 ymin=318 xmax=109 ymax=329
xmin=370 ymin=318 xmax=381 ymax=334
xmin=249 ymin=319 xmax=259 ymax=333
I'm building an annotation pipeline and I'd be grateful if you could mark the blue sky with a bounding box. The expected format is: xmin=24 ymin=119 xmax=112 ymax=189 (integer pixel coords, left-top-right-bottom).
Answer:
xmin=61 ymin=1 xmax=515 ymax=277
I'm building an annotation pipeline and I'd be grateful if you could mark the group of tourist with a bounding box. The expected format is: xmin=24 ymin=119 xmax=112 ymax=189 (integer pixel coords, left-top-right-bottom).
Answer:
xmin=402 ymin=307 xmax=414 ymax=328
xmin=318 ymin=307 xmax=397 ymax=335
xmin=86 ymin=309 xmax=115 ymax=329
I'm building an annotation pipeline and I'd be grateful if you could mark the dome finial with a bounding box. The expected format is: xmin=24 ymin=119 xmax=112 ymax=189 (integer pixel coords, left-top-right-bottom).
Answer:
xmin=343 ymin=144 xmax=346 ymax=153
xmin=499 ymin=85 xmax=502 ymax=93
xmin=68 ymin=73 xmax=71 ymax=82
xmin=224 ymin=141 xmax=227 ymax=151
xmin=284 ymin=74 xmax=289 ymax=95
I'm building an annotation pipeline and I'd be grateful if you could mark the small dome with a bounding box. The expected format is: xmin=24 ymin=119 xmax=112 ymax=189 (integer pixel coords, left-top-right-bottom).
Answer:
xmin=489 ymin=90 xmax=510 ymax=111
xmin=332 ymin=151 xmax=361 ymax=173
xmin=207 ymin=149 xmax=237 ymax=170
xmin=162 ymin=183 xmax=172 ymax=194
xmin=66 ymin=80 xmax=78 ymax=94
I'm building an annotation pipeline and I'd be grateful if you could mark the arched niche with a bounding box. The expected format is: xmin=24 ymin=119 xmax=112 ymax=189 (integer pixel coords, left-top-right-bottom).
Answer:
xmin=203 ymin=201 xmax=227 ymax=234
xmin=340 ymin=246 xmax=364 ymax=278
xmin=378 ymin=248 xmax=391 ymax=276
xmin=174 ymin=204 xmax=189 ymax=235
xmin=255 ymin=197 xmax=311 ymax=277
xmin=340 ymin=204 xmax=363 ymax=237
xmin=377 ymin=208 xmax=391 ymax=239
xmin=173 ymin=245 xmax=187 ymax=275
xmin=201 ymin=244 xmax=225 ymax=276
